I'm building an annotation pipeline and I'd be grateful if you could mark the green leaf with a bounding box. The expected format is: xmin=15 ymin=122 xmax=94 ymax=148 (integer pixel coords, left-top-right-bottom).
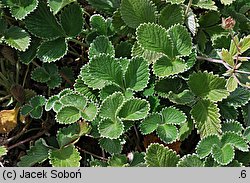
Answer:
xmin=98 ymin=118 xmax=124 ymax=139
xmin=188 ymin=72 xmax=229 ymax=102
xmin=30 ymin=95 xmax=46 ymax=107
xmin=185 ymin=10 xmax=198 ymax=36
xmin=87 ymin=0 xmax=120 ymax=14
xmin=159 ymin=4 xmax=184 ymax=30
xmin=37 ymin=38 xmax=67 ymax=62
xmin=99 ymin=84 xmax=123 ymax=100
xmin=19 ymin=39 xmax=40 ymax=64
xmin=0 ymin=146 xmax=7 ymax=157
xmin=47 ymin=74 xmax=62 ymax=89
xmin=60 ymin=93 xmax=87 ymax=110
xmin=223 ymin=87 xmax=250 ymax=107
xmin=24 ymin=1 xmax=64 ymax=39
xmin=6 ymin=0 xmax=38 ymax=20
xmin=221 ymin=132 xmax=249 ymax=152
xmin=219 ymin=103 xmax=238 ymax=120
xmin=31 ymin=67 xmax=50 ymax=83
xmin=45 ymin=95 xmax=59 ymax=111
xmin=57 ymin=123 xmax=80 ymax=148
xmin=60 ymin=3 xmax=83 ymax=37
xmin=90 ymin=14 xmax=113 ymax=36
xmin=220 ymin=0 xmax=236 ymax=5
xmin=161 ymin=107 xmax=186 ymax=125
xmin=124 ymin=57 xmax=149 ymax=91
xmin=212 ymin=144 xmax=234 ymax=165
xmin=226 ymin=76 xmax=238 ymax=92
xmin=221 ymin=120 xmax=243 ymax=134
xmin=243 ymin=127 xmax=250 ymax=142
xmin=196 ymin=135 xmax=220 ymax=158
xmin=89 ymin=36 xmax=115 ymax=59
xmin=145 ymin=143 xmax=180 ymax=167
xmin=239 ymin=35 xmax=250 ymax=54
xmin=168 ymin=90 xmax=196 ymax=105
xmin=81 ymin=102 xmax=98 ymax=121
xmin=20 ymin=104 xmax=33 ymax=116
xmin=99 ymin=92 xmax=124 ymax=121
xmin=4 ymin=26 xmax=30 ymax=51
xmin=18 ymin=138 xmax=49 ymax=167
xmin=167 ymin=24 xmax=192 ymax=57
xmin=120 ymin=0 xmax=156 ymax=29
xmin=30 ymin=106 xmax=43 ymax=119
xmin=153 ymin=56 xmax=187 ymax=77
xmin=49 ymin=0 xmax=76 ymax=14
xmin=166 ymin=0 xmax=185 ymax=4
xmin=99 ymin=138 xmax=122 ymax=154
xmin=88 ymin=54 xmax=124 ymax=88
xmin=56 ymin=106 xmax=81 ymax=124
xmin=49 ymin=145 xmax=81 ymax=167
xmin=140 ymin=113 xmax=161 ymax=134
xmin=177 ymin=154 xmax=205 ymax=167
xmin=156 ymin=124 xmax=178 ymax=144
xmin=118 ymin=98 xmax=150 ymax=120
xmin=193 ymin=0 xmax=217 ymax=11
xmin=108 ymin=154 xmax=128 ymax=167
xmin=136 ymin=23 xmax=173 ymax=57
xmin=221 ymin=48 xmax=234 ymax=67
xmin=191 ymin=100 xmax=221 ymax=137
xmin=74 ymin=79 xmax=98 ymax=102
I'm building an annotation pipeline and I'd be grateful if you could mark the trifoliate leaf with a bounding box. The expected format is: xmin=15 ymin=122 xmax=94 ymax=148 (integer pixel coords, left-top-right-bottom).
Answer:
xmin=136 ymin=23 xmax=173 ymax=57
xmin=49 ymin=145 xmax=81 ymax=167
xmin=223 ymin=87 xmax=250 ymax=107
xmin=6 ymin=0 xmax=38 ymax=20
xmin=31 ymin=67 xmax=51 ymax=83
xmin=153 ymin=56 xmax=187 ymax=77
xmin=98 ymin=118 xmax=124 ymax=139
xmin=24 ymin=1 xmax=64 ymax=39
xmin=159 ymin=4 xmax=184 ymax=30
xmin=37 ymin=38 xmax=67 ymax=62
xmin=4 ymin=26 xmax=30 ymax=51
xmin=156 ymin=124 xmax=178 ymax=144
xmin=89 ymin=36 xmax=115 ymax=59
xmin=30 ymin=95 xmax=46 ymax=107
xmin=221 ymin=132 xmax=249 ymax=152
xmin=47 ymin=74 xmax=62 ymax=89
xmin=124 ymin=57 xmax=149 ymax=91
xmin=60 ymin=93 xmax=87 ymax=110
xmin=140 ymin=113 xmax=161 ymax=135
xmin=167 ymin=24 xmax=192 ymax=57
xmin=48 ymin=0 xmax=76 ymax=14
xmin=60 ymin=3 xmax=83 ymax=37
xmin=18 ymin=138 xmax=49 ymax=167
xmin=99 ymin=92 xmax=124 ymax=121
xmin=212 ymin=144 xmax=234 ymax=165
xmin=145 ymin=143 xmax=180 ymax=167
xmin=99 ymin=138 xmax=122 ymax=154
xmin=30 ymin=106 xmax=43 ymax=119
xmin=120 ymin=0 xmax=156 ymax=29
xmin=188 ymin=72 xmax=229 ymax=102
xmin=161 ymin=107 xmax=186 ymax=125
xmin=118 ymin=98 xmax=150 ymax=120
xmin=196 ymin=135 xmax=220 ymax=158
xmin=88 ymin=54 xmax=124 ymax=88
xmin=221 ymin=120 xmax=243 ymax=134
xmin=56 ymin=106 xmax=81 ymax=124
xmin=45 ymin=95 xmax=59 ymax=111
xmin=177 ymin=154 xmax=205 ymax=167
xmin=0 ymin=146 xmax=7 ymax=157
xmin=191 ymin=100 xmax=221 ymax=137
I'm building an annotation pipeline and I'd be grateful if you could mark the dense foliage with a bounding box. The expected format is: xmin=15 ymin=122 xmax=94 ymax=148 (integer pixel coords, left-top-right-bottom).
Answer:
xmin=0 ymin=0 xmax=250 ymax=167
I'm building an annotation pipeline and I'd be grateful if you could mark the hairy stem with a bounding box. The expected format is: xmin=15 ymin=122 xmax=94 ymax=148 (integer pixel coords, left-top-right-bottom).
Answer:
xmin=196 ymin=56 xmax=232 ymax=70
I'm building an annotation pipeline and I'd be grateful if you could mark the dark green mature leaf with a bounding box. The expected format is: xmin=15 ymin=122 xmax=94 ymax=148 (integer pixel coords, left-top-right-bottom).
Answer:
xmin=25 ymin=1 xmax=64 ymax=39
xmin=60 ymin=3 xmax=83 ymax=37
xmin=87 ymin=0 xmax=120 ymax=14
xmin=19 ymin=39 xmax=40 ymax=64
xmin=89 ymin=36 xmax=115 ymax=58
xmin=120 ymin=0 xmax=156 ymax=29
xmin=49 ymin=0 xmax=76 ymax=14
xmin=99 ymin=138 xmax=122 ymax=154
xmin=223 ymin=87 xmax=250 ymax=107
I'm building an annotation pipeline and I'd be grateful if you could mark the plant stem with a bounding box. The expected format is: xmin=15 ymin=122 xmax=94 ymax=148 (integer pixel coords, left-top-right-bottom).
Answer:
xmin=133 ymin=125 xmax=142 ymax=152
xmin=22 ymin=65 xmax=30 ymax=87
xmin=196 ymin=56 xmax=232 ymax=70
xmin=32 ymin=60 xmax=41 ymax=67
xmin=185 ymin=0 xmax=193 ymax=17
xmin=235 ymin=70 xmax=250 ymax=75
xmin=69 ymin=39 xmax=88 ymax=47
xmin=77 ymin=146 xmax=108 ymax=161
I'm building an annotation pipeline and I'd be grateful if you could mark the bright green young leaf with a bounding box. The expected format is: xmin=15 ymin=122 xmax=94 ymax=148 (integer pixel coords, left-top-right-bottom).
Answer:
xmin=118 ymin=98 xmax=150 ymax=120
xmin=220 ymin=0 xmax=236 ymax=5
xmin=161 ymin=107 xmax=187 ymax=125
xmin=56 ymin=106 xmax=81 ymax=124
xmin=177 ymin=154 xmax=205 ymax=167
xmin=45 ymin=95 xmax=59 ymax=111
xmin=99 ymin=138 xmax=122 ymax=154
xmin=18 ymin=138 xmax=49 ymax=167
xmin=145 ymin=143 xmax=180 ymax=167
xmin=60 ymin=3 xmax=83 ymax=37
xmin=49 ymin=0 xmax=76 ymax=14
xmin=221 ymin=48 xmax=234 ymax=67
xmin=89 ymin=36 xmax=115 ymax=58
xmin=153 ymin=56 xmax=187 ymax=77
xmin=140 ymin=113 xmax=161 ymax=135
xmin=159 ymin=4 xmax=184 ymax=30
xmin=212 ymin=144 xmax=234 ymax=165
xmin=4 ymin=26 xmax=30 ymax=51
xmin=24 ymin=1 xmax=64 ymax=39
xmin=221 ymin=132 xmax=249 ymax=152
xmin=0 ymin=146 xmax=7 ymax=157
xmin=167 ymin=24 xmax=192 ymax=57
xmin=238 ymin=35 xmax=250 ymax=54
xmin=99 ymin=92 xmax=124 ymax=121
xmin=136 ymin=23 xmax=173 ymax=57
xmin=6 ymin=0 xmax=38 ymax=20
xmin=98 ymin=118 xmax=124 ymax=139
xmin=124 ymin=57 xmax=149 ymax=91
xmin=156 ymin=124 xmax=178 ymax=144
xmin=196 ymin=135 xmax=220 ymax=158
xmin=120 ymin=0 xmax=156 ymax=29
xmin=37 ymin=38 xmax=67 ymax=62
xmin=49 ymin=145 xmax=81 ymax=167
xmin=191 ymin=100 xmax=221 ymax=137
xmin=226 ymin=76 xmax=238 ymax=92
xmin=188 ymin=72 xmax=229 ymax=102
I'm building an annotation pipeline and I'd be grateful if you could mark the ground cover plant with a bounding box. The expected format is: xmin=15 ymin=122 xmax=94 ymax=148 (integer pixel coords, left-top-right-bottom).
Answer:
xmin=0 ymin=0 xmax=250 ymax=167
